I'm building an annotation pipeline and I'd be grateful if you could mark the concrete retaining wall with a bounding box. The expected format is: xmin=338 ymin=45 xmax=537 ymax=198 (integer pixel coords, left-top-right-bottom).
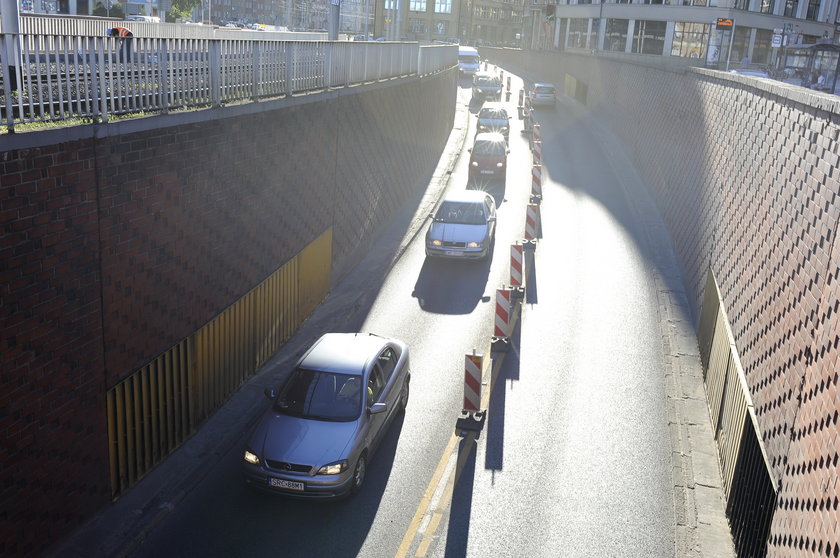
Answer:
xmin=0 ymin=70 xmax=456 ymax=556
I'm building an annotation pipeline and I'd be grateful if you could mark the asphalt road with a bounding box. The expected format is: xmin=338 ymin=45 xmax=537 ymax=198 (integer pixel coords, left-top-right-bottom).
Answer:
xmin=130 ymin=72 xmax=675 ymax=558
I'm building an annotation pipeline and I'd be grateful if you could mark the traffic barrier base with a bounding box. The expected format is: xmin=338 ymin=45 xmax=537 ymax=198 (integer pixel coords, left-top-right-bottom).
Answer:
xmin=491 ymin=335 xmax=510 ymax=352
xmin=455 ymin=410 xmax=486 ymax=435
xmin=510 ymin=285 xmax=525 ymax=301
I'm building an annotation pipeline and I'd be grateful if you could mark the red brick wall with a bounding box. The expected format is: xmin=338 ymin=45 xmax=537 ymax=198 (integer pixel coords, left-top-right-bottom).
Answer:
xmin=0 ymin=71 xmax=455 ymax=556
xmin=489 ymin=48 xmax=840 ymax=556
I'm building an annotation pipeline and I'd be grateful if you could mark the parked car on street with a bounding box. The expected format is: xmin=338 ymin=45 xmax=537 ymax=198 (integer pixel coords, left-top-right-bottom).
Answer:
xmin=475 ymin=103 xmax=510 ymax=140
xmin=529 ymin=83 xmax=557 ymax=108
xmin=242 ymin=332 xmax=410 ymax=498
xmin=425 ymin=189 xmax=497 ymax=260
xmin=472 ymin=71 xmax=502 ymax=102
xmin=468 ymin=132 xmax=509 ymax=181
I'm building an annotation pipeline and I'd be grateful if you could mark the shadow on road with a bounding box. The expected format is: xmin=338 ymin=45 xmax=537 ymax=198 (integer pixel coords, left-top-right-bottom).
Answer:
xmin=412 ymin=256 xmax=493 ymax=314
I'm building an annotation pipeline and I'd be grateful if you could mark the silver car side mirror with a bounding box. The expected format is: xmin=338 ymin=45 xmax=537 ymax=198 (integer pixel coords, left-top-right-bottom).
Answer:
xmin=264 ymin=387 xmax=277 ymax=400
xmin=368 ymin=402 xmax=387 ymax=415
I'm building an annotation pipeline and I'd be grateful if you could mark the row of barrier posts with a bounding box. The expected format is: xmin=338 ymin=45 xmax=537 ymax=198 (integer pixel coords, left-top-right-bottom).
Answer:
xmin=457 ymin=78 xmax=544 ymax=435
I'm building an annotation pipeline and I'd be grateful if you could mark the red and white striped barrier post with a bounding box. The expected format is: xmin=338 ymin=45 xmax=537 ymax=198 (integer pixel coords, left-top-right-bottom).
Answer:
xmin=510 ymin=243 xmax=525 ymax=300
xmin=532 ymin=140 xmax=542 ymax=166
xmin=456 ymin=351 xmax=487 ymax=433
xmin=518 ymin=89 xmax=524 ymax=108
xmin=506 ymin=76 xmax=511 ymax=92
xmin=492 ymin=287 xmax=512 ymax=352
xmin=523 ymin=97 xmax=532 ymax=132
xmin=463 ymin=352 xmax=483 ymax=413
xmin=524 ymin=203 xmax=542 ymax=246
xmin=531 ymin=164 xmax=542 ymax=203
xmin=532 ymin=123 xmax=541 ymax=147
xmin=499 ymin=70 xmax=504 ymax=82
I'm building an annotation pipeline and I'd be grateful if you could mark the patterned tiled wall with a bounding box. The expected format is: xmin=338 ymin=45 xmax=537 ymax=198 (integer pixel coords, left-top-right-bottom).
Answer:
xmin=489 ymin=48 xmax=840 ymax=555
xmin=0 ymin=71 xmax=455 ymax=556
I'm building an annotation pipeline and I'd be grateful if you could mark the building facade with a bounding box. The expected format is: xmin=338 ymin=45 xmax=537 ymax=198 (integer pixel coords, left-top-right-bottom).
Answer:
xmin=526 ymin=0 xmax=839 ymax=71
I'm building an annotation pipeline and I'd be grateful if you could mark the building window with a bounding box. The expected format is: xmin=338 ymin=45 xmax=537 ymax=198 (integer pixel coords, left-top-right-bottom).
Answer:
xmin=435 ymin=0 xmax=451 ymax=13
xmin=759 ymin=0 xmax=773 ymax=14
xmin=409 ymin=17 xmax=427 ymax=32
xmin=586 ymin=18 xmax=598 ymax=47
xmin=605 ymin=19 xmax=628 ymax=52
xmin=409 ymin=0 xmax=426 ymax=12
xmin=730 ymin=26 xmax=751 ymax=63
xmin=632 ymin=20 xmax=666 ymax=54
xmin=568 ymin=17 xmax=588 ymax=48
xmin=752 ymin=28 xmax=772 ymax=63
xmin=670 ymin=22 xmax=710 ymax=58
xmin=783 ymin=0 xmax=796 ymax=16
xmin=435 ymin=20 xmax=448 ymax=34
xmin=806 ymin=0 xmax=819 ymax=19
xmin=733 ymin=0 xmax=748 ymax=8
xmin=385 ymin=0 xmax=397 ymax=9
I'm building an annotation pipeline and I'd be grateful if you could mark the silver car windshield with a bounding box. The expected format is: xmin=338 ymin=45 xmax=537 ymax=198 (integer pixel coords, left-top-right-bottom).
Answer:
xmin=434 ymin=201 xmax=487 ymax=225
xmin=274 ymin=368 xmax=363 ymax=421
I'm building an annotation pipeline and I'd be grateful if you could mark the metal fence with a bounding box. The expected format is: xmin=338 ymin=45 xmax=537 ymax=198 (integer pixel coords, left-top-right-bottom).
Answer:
xmin=0 ymin=24 xmax=456 ymax=131
xmin=106 ymin=229 xmax=332 ymax=498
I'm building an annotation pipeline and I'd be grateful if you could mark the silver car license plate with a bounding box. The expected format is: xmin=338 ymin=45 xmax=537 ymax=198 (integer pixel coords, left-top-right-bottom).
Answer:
xmin=445 ymin=251 xmax=463 ymax=256
xmin=269 ymin=477 xmax=304 ymax=491
xmin=480 ymin=170 xmax=493 ymax=174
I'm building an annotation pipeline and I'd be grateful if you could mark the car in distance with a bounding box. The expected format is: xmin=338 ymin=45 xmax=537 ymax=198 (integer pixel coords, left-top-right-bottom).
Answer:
xmin=458 ymin=45 xmax=481 ymax=75
xmin=475 ymin=103 xmax=510 ymax=141
xmin=242 ymin=332 xmax=410 ymax=498
xmin=426 ymin=190 xmax=497 ymax=260
xmin=468 ymin=132 xmax=509 ymax=181
xmin=472 ymin=71 xmax=502 ymax=102
xmin=529 ymin=83 xmax=557 ymax=108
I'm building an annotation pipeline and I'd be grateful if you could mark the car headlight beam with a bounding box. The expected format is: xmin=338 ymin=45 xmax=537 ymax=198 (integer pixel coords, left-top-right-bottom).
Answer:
xmin=467 ymin=241 xmax=481 ymax=249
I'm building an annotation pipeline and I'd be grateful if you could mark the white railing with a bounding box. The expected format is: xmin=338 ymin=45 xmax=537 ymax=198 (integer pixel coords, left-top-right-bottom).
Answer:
xmin=0 ymin=29 xmax=456 ymax=131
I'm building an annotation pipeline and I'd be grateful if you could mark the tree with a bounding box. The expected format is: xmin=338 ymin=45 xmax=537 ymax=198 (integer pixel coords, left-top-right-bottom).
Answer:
xmin=165 ymin=0 xmax=201 ymax=22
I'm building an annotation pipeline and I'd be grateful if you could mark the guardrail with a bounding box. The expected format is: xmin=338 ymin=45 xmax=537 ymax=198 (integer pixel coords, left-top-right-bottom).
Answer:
xmin=0 ymin=27 xmax=456 ymax=132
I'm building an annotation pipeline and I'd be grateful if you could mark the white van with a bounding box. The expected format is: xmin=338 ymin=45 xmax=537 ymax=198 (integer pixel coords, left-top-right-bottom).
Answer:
xmin=458 ymin=46 xmax=481 ymax=76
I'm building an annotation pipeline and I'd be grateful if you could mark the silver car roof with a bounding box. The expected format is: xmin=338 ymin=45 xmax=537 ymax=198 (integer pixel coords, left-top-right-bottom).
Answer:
xmin=300 ymin=333 xmax=389 ymax=376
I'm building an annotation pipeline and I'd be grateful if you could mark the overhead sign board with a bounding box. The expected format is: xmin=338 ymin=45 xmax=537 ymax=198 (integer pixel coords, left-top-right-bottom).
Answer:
xmin=772 ymin=34 xmax=783 ymax=48
xmin=716 ymin=18 xmax=734 ymax=29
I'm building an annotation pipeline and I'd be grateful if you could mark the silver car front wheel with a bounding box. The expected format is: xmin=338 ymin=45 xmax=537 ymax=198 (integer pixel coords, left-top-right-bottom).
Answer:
xmin=351 ymin=455 xmax=367 ymax=494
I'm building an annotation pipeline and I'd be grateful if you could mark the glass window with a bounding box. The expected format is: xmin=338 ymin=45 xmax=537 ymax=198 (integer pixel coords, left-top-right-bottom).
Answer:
xmin=435 ymin=0 xmax=451 ymax=13
xmin=730 ymin=26 xmax=751 ymax=64
xmin=434 ymin=20 xmax=448 ymax=34
xmin=632 ymin=20 xmax=666 ymax=54
xmin=752 ymin=28 xmax=772 ymax=64
xmin=759 ymin=0 xmax=773 ymax=14
xmin=368 ymin=367 xmax=384 ymax=405
xmin=409 ymin=17 xmax=426 ymax=32
xmin=733 ymin=0 xmax=749 ymax=9
xmin=377 ymin=348 xmax=399 ymax=383
xmin=435 ymin=201 xmax=489 ymax=224
xmin=806 ymin=0 xmax=819 ymax=20
xmin=587 ymin=18 xmax=599 ymax=47
xmin=783 ymin=0 xmax=796 ymax=16
xmin=670 ymin=22 xmax=710 ymax=58
xmin=410 ymin=0 xmax=426 ymax=11
xmin=568 ymin=18 xmax=588 ymax=48
xmin=605 ymin=19 xmax=628 ymax=52
xmin=275 ymin=369 xmax=362 ymax=421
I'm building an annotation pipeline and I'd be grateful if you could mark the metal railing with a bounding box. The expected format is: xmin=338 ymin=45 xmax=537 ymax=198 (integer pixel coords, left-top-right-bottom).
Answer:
xmin=0 ymin=26 xmax=456 ymax=131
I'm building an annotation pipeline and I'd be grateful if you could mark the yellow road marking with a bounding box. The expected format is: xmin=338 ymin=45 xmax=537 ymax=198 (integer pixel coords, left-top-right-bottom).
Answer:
xmin=396 ymin=304 xmax=522 ymax=557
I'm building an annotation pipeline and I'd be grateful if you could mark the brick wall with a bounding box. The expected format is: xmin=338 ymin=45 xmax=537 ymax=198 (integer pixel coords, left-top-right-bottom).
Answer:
xmin=489 ymin=48 xmax=840 ymax=556
xmin=0 ymin=70 xmax=456 ymax=556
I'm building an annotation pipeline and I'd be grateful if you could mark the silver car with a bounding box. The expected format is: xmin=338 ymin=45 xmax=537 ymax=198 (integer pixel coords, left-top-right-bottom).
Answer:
xmin=425 ymin=190 xmax=497 ymax=260
xmin=243 ymin=332 xmax=410 ymax=498
xmin=529 ymin=82 xmax=557 ymax=107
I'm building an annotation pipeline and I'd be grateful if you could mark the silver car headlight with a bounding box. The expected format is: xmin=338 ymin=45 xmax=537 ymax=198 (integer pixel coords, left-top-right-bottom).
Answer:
xmin=431 ymin=239 xmax=442 ymax=247
xmin=496 ymin=162 xmax=504 ymax=167
xmin=471 ymin=161 xmax=478 ymax=166
xmin=317 ymin=460 xmax=349 ymax=475
xmin=244 ymin=450 xmax=260 ymax=465
xmin=467 ymin=241 xmax=481 ymax=249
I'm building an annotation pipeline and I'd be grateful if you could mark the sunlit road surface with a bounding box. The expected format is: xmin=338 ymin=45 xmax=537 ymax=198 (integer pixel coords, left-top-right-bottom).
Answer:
xmin=132 ymin=69 xmax=674 ymax=558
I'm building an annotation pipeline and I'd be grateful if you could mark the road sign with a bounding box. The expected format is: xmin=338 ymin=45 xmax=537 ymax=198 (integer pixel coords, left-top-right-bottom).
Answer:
xmin=716 ymin=18 xmax=733 ymax=29
xmin=772 ymin=34 xmax=783 ymax=48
